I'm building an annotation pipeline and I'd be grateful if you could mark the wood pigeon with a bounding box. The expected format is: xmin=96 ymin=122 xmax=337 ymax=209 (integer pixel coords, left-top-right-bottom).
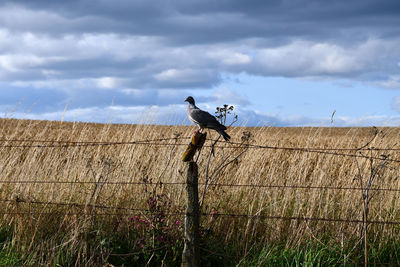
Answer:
xmin=184 ymin=96 xmax=231 ymax=141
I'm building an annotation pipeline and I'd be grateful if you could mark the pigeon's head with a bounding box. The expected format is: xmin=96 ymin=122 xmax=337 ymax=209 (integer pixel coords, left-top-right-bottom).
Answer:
xmin=184 ymin=96 xmax=195 ymax=105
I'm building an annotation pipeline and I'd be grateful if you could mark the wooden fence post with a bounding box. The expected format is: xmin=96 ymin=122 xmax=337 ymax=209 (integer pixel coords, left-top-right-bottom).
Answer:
xmin=181 ymin=161 xmax=200 ymax=267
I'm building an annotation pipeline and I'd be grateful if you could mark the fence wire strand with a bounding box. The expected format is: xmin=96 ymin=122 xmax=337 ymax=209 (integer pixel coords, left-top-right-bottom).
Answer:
xmin=1 ymin=179 xmax=400 ymax=192
xmin=1 ymin=197 xmax=399 ymax=225
xmin=2 ymin=136 xmax=400 ymax=151
xmin=1 ymin=137 xmax=400 ymax=164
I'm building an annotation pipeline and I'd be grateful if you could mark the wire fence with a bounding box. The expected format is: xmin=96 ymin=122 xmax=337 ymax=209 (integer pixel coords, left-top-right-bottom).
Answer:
xmin=2 ymin=136 xmax=400 ymax=151
xmin=1 ymin=179 xmax=400 ymax=192
xmin=1 ymin=136 xmax=400 ymax=227
xmin=1 ymin=178 xmax=400 ymax=226
xmin=1 ymin=197 xmax=399 ymax=226
xmin=1 ymin=137 xmax=400 ymax=163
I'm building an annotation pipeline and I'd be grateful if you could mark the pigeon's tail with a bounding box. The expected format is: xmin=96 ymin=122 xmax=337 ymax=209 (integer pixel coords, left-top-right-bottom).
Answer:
xmin=218 ymin=129 xmax=231 ymax=141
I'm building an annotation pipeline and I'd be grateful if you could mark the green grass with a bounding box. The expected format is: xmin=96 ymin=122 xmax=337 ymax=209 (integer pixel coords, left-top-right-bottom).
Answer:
xmin=0 ymin=250 xmax=23 ymax=266
xmin=236 ymin=240 xmax=400 ymax=266
xmin=1 ymin=223 xmax=399 ymax=266
xmin=0 ymin=227 xmax=23 ymax=266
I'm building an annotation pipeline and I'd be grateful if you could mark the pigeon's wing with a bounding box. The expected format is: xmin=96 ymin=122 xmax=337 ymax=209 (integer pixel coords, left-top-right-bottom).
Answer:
xmin=190 ymin=109 xmax=226 ymax=130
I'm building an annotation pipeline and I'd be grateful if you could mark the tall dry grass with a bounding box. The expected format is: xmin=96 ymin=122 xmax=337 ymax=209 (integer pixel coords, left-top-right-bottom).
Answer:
xmin=1 ymin=118 xmax=400 ymax=263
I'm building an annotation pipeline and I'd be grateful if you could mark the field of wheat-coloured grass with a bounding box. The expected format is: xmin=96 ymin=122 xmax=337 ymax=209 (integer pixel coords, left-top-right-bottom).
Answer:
xmin=0 ymin=118 xmax=400 ymax=265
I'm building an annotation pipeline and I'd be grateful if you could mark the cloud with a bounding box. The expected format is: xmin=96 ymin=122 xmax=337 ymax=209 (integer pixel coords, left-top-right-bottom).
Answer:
xmin=373 ymin=75 xmax=400 ymax=89
xmin=3 ymin=105 xmax=188 ymax=125
xmin=153 ymin=68 xmax=221 ymax=88
xmin=211 ymin=88 xmax=251 ymax=106
xmin=3 ymin=27 xmax=399 ymax=90
xmin=250 ymin=39 xmax=400 ymax=79
xmin=96 ymin=77 xmax=123 ymax=89
xmin=4 ymin=0 xmax=400 ymax=42
xmin=0 ymin=83 xmax=197 ymax=115
xmin=392 ymin=96 xmax=400 ymax=113
xmin=1 ymin=0 xmax=400 ymax=125
xmin=0 ymin=1 xmax=399 ymax=90
xmin=333 ymin=115 xmax=400 ymax=126
xmin=4 ymin=98 xmax=400 ymax=128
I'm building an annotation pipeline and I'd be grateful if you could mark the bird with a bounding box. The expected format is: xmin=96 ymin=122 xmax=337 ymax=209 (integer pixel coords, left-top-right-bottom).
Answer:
xmin=184 ymin=96 xmax=231 ymax=141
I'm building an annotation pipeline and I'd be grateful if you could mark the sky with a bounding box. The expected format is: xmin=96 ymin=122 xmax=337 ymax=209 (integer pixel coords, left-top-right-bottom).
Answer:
xmin=1 ymin=0 xmax=400 ymax=127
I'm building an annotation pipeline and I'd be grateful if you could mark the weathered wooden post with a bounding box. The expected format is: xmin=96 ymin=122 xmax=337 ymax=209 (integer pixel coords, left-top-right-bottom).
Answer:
xmin=181 ymin=131 xmax=206 ymax=267
xmin=181 ymin=161 xmax=200 ymax=267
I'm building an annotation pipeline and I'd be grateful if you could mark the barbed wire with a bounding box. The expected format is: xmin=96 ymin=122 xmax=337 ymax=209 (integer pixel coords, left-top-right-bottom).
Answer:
xmin=1 ymin=179 xmax=400 ymax=192
xmin=2 ymin=136 xmax=400 ymax=151
xmin=203 ymin=182 xmax=400 ymax=192
xmin=0 ymin=137 xmax=189 ymax=144
xmin=203 ymin=213 xmax=400 ymax=225
xmin=0 ymin=137 xmax=187 ymax=148
xmin=0 ymin=198 xmax=145 ymax=212
xmin=1 ymin=137 xmax=400 ymax=164
xmin=0 ymin=197 xmax=399 ymax=225
xmin=239 ymin=145 xmax=400 ymax=163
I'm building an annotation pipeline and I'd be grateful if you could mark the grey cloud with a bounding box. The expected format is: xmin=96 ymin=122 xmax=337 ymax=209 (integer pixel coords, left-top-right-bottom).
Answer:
xmin=20 ymin=7 xmax=400 ymax=48
xmin=1 ymin=0 xmax=400 ymax=124
xmin=153 ymin=69 xmax=221 ymax=89
xmin=2 ymin=0 xmax=400 ymax=43
xmin=38 ymin=57 xmax=151 ymax=80
xmin=1 ymin=0 xmax=399 ymax=80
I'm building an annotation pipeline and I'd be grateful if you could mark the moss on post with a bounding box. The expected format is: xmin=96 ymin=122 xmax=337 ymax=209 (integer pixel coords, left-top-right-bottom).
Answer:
xmin=182 ymin=131 xmax=207 ymax=162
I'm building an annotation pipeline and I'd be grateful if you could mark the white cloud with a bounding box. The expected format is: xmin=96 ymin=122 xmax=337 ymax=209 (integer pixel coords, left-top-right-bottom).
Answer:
xmin=5 ymin=104 xmax=188 ymax=125
xmin=0 ymin=53 xmax=60 ymax=72
xmin=206 ymin=49 xmax=252 ymax=66
xmin=334 ymin=115 xmax=400 ymax=126
xmin=252 ymin=39 xmax=399 ymax=77
xmin=224 ymin=52 xmax=251 ymax=65
xmin=372 ymin=75 xmax=400 ymax=89
xmin=154 ymin=68 xmax=214 ymax=83
xmin=12 ymin=78 xmax=99 ymax=90
xmin=212 ymin=87 xmax=250 ymax=106
xmin=96 ymin=77 xmax=121 ymax=89
xmin=153 ymin=68 xmax=219 ymax=87
xmin=154 ymin=69 xmax=181 ymax=81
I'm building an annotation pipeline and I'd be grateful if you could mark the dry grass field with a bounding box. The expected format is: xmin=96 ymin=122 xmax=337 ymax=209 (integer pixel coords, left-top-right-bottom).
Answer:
xmin=0 ymin=118 xmax=400 ymax=265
